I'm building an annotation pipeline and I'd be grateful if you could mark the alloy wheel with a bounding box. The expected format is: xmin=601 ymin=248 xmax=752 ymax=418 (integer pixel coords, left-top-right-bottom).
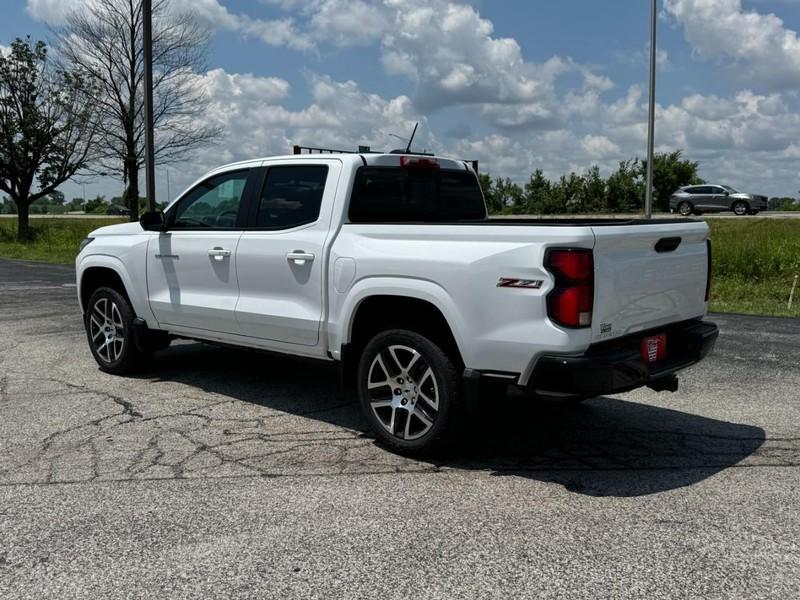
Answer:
xmin=678 ymin=201 xmax=692 ymax=216
xmin=366 ymin=344 xmax=439 ymax=441
xmin=88 ymin=297 xmax=125 ymax=364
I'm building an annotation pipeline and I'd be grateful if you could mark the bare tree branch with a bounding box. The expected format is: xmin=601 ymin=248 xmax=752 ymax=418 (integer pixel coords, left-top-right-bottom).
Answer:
xmin=54 ymin=0 xmax=221 ymax=219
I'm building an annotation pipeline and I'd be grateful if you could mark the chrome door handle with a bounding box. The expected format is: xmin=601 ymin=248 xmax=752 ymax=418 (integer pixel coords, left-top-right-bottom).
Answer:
xmin=286 ymin=251 xmax=315 ymax=266
xmin=208 ymin=247 xmax=231 ymax=261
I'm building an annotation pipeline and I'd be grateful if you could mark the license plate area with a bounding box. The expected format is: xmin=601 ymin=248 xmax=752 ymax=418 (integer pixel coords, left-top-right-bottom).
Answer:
xmin=641 ymin=334 xmax=667 ymax=364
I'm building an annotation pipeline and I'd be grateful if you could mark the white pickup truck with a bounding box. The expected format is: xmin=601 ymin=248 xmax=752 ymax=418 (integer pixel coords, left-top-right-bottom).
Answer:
xmin=76 ymin=152 xmax=718 ymax=453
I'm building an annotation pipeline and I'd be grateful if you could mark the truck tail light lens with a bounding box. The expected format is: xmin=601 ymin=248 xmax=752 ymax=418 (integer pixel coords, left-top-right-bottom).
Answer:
xmin=399 ymin=156 xmax=440 ymax=169
xmin=705 ymin=239 xmax=712 ymax=302
xmin=545 ymin=248 xmax=594 ymax=328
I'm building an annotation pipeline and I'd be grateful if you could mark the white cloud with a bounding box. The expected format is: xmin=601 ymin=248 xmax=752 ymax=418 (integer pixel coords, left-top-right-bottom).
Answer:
xmin=664 ymin=0 xmax=800 ymax=88
xmin=25 ymin=0 xmax=314 ymax=51
xmin=582 ymin=135 xmax=621 ymax=159
xmin=25 ymin=0 xmax=77 ymax=23
xmin=32 ymin=0 xmax=800 ymax=200
xmin=163 ymin=69 xmax=425 ymax=193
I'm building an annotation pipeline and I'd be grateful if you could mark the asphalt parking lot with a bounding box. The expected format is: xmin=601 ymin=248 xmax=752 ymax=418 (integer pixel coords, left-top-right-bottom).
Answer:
xmin=1 ymin=258 xmax=798 ymax=599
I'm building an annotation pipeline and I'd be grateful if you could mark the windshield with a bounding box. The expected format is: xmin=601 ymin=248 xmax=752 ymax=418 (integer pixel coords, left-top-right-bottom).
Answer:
xmin=721 ymin=185 xmax=739 ymax=193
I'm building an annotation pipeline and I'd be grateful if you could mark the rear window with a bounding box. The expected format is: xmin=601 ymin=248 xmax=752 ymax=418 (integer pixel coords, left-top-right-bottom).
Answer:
xmin=348 ymin=167 xmax=486 ymax=222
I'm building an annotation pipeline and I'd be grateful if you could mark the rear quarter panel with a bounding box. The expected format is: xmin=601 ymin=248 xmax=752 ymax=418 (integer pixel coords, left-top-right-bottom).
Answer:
xmin=329 ymin=224 xmax=597 ymax=381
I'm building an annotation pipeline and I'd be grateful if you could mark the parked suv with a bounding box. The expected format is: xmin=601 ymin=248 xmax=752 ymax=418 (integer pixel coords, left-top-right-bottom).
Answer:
xmin=670 ymin=185 xmax=767 ymax=216
xmin=76 ymin=152 xmax=718 ymax=454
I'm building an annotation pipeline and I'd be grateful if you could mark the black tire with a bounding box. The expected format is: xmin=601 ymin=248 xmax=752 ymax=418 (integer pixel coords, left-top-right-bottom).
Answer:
xmin=732 ymin=200 xmax=749 ymax=216
xmin=357 ymin=329 xmax=462 ymax=455
xmin=677 ymin=201 xmax=693 ymax=216
xmin=84 ymin=287 xmax=149 ymax=374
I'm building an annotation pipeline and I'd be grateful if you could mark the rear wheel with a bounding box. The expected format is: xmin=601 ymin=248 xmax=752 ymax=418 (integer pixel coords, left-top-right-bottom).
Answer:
xmin=357 ymin=329 xmax=462 ymax=455
xmin=84 ymin=287 xmax=149 ymax=374
xmin=677 ymin=201 xmax=693 ymax=216
xmin=732 ymin=200 xmax=749 ymax=216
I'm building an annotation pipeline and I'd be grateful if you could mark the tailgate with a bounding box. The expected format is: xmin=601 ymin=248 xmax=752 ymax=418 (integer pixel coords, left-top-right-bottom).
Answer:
xmin=590 ymin=221 xmax=709 ymax=342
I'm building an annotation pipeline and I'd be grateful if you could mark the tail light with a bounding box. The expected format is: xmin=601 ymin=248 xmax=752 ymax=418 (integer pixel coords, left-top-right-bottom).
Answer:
xmin=545 ymin=248 xmax=594 ymax=328
xmin=400 ymin=156 xmax=439 ymax=169
xmin=705 ymin=239 xmax=712 ymax=302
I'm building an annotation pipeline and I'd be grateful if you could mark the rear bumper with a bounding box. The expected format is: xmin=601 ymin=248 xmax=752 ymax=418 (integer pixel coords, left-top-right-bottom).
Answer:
xmin=528 ymin=319 xmax=719 ymax=399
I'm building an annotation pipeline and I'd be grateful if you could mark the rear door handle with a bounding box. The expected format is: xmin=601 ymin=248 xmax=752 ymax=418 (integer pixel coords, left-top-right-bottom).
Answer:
xmin=208 ymin=247 xmax=231 ymax=261
xmin=286 ymin=251 xmax=315 ymax=266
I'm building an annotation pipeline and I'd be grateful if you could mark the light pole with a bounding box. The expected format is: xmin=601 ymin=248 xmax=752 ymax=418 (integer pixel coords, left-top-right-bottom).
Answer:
xmin=644 ymin=0 xmax=657 ymax=219
xmin=143 ymin=0 xmax=156 ymax=213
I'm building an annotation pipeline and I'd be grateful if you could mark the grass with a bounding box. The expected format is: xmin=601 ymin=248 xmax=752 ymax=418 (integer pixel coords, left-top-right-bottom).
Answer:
xmin=0 ymin=216 xmax=798 ymax=317
xmin=707 ymin=219 xmax=800 ymax=317
xmin=0 ymin=217 xmax=125 ymax=264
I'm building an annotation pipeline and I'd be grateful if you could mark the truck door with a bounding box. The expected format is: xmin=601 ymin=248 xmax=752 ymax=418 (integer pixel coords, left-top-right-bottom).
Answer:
xmin=146 ymin=169 xmax=252 ymax=334
xmin=235 ymin=159 xmax=341 ymax=347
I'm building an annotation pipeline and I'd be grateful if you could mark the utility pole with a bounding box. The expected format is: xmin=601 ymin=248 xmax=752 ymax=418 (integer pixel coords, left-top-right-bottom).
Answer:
xmin=143 ymin=0 xmax=156 ymax=213
xmin=644 ymin=0 xmax=657 ymax=219
xmin=166 ymin=168 xmax=171 ymax=203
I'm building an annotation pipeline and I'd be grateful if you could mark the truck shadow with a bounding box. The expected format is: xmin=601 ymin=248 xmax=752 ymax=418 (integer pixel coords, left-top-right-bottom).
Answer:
xmin=140 ymin=342 xmax=765 ymax=498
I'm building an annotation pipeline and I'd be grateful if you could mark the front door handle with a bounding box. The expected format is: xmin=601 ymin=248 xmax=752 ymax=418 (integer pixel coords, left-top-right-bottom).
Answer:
xmin=208 ymin=247 xmax=231 ymax=261
xmin=286 ymin=251 xmax=315 ymax=266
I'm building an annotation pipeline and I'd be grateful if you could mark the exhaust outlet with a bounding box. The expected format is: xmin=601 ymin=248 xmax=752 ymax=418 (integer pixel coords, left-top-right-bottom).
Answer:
xmin=647 ymin=374 xmax=679 ymax=393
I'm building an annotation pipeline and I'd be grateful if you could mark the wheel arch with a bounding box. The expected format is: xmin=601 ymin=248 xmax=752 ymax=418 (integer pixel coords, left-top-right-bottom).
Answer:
xmin=80 ymin=266 xmax=131 ymax=311
xmin=338 ymin=285 xmax=467 ymax=387
xmin=77 ymin=255 xmax=156 ymax=325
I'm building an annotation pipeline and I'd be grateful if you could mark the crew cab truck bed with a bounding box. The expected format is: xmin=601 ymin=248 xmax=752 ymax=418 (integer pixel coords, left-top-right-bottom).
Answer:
xmin=76 ymin=152 xmax=718 ymax=454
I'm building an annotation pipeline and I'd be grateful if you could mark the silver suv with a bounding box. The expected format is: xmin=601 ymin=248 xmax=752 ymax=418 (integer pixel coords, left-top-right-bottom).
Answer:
xmin=670 ymin=185 xmax=767 ymax=216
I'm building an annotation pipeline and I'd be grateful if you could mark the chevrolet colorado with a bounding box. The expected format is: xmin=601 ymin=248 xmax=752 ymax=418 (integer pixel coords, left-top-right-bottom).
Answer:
xmin=76 ymin=152 xmax=718 ymax=453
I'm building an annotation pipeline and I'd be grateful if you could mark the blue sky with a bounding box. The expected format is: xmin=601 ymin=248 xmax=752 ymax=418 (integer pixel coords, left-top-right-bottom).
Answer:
xmin=4 ymin=0 xmax=800 ymax=201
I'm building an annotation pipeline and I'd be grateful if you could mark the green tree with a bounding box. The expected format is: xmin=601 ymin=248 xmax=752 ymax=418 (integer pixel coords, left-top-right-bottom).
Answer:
xmin=606 ymin=159 xmax=643 ymax=212
xmin=523 ymin=169 xmax=560 ymax=214
xmin=640 ymin=150 xmax=703 ymax=213
xmin=0 ymin=38 xmax=98 ymax=240
xmin=31 ymin=190 xmax=66 ymax=214
xmin=85 ymin=194 xmax=108 ymax=214
xmin=493 ymin=177 xmax=524 ymax=213
xmin=66 ymin=197 xmax=86 ymax=212
xmin=478 ymin=173 xmax=502 ymax=214
xmin=553 ymin=172 xmax=586 ymax=214
xmin=581 ymin=166 xmax=606 ymax=213
xmin=768 ymin=197 xmax=800 ymax=211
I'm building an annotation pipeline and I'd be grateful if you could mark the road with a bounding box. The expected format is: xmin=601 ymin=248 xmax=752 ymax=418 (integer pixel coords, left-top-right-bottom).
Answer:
xmin=0 ymin=258 xmax=798 ymax=599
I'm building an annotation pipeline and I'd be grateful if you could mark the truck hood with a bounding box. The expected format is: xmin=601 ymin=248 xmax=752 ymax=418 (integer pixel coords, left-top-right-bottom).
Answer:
xmin=89 ymin=221 xmax=144 ymax=237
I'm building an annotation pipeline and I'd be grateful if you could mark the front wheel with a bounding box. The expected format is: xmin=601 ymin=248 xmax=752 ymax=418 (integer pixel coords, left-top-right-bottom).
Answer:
xmin=677 ymin=201 xmax=693 ymax=216
xmin=732 ymin=200 xmax=749 ymax=216
xmin=357 ymin=329 xmax=462 ymax=455
xmin=84 ymin=287 xmax=149 ymax=374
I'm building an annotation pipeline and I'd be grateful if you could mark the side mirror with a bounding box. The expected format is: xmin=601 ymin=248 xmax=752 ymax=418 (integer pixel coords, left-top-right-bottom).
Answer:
xmin=140 ymin=211 xmax=165 ymax=231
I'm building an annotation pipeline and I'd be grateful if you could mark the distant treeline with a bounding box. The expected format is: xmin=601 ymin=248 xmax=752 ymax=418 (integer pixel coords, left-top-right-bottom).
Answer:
xmin=0 ymin=193 xmax=166 ymax=215
xmin=479 ymin=150 xmax=796 ymax=214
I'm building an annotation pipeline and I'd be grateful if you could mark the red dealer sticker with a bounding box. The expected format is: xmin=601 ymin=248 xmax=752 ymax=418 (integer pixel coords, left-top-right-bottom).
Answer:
xmin=641 ymin=334 xmax=667 ymax=364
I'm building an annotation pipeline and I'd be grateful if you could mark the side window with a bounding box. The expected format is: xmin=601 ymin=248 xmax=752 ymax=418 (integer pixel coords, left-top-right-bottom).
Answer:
xmin=690 ymin=186 xmax=709 ymax=195
xmin=256 ymin=165 xmax=328 ymax=229
xmin=171 ymin=170 xmax=248 ymax=229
